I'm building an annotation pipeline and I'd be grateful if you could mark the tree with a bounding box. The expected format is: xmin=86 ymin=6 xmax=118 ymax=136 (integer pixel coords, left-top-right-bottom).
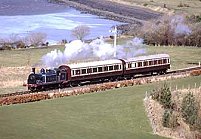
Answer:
xmin=160 ymin=83 xmax=172 ymax=109
xmin=71 ymin=25 xmax=90 ymax=41
xmin=151 ymin=83 xmax=172 ymax=109
xmin=162 ymin=109 xmax=172 ymax=127
xmin=181 ymin=92 xmax=199 ymax=126
xmin=26 ymin=32 xmax=47 ymax=47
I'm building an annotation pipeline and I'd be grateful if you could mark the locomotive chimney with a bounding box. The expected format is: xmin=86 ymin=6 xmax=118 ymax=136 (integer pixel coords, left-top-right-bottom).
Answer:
xmin=32 ymin=67 xmax=35 ymax=74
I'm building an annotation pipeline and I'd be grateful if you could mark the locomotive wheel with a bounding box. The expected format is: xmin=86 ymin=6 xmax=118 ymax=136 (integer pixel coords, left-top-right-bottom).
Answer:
xmin=29 ymin=87 xmax=36 ymax=92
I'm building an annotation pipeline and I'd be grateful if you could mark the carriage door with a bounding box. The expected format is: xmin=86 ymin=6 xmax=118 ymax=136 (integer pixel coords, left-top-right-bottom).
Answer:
xmin=60 ymin=70 xmax=67 ymax=81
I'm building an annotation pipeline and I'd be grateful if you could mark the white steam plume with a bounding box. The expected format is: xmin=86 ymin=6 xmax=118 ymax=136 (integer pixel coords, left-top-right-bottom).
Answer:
xmin=171 ymin=15 xmax=191 ymax=35
xmin=41 ymin=37 xmax=146 ymax=68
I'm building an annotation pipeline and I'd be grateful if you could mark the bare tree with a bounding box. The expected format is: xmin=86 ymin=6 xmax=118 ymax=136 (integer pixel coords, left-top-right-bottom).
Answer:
xmin=71 ymin=25 xmax=90 ymax=41
xmin=27 ymin=32 xmax=47 ymax=47
xmin=8 ymin=34 xmax=20 ymax=43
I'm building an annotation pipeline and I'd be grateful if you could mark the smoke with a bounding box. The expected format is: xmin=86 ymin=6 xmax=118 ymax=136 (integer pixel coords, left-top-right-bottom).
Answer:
xmin=41 ymin=49 xmax=66 ymax=68
xmin=41 ymin=37 xmax=146 ymax=68
xmin=89 ymin=38 xmax=115 ymax=59
xmin=171 ymin=15 xmax=191 ymax=35
xmin=116 ymin=37 xmax=146 ymax=58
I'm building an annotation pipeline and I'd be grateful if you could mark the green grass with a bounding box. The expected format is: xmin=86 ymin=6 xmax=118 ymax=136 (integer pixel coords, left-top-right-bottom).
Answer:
xmin=0 ymin=43 xmax=201 ymax=70
xmin=0 ymin=45 xmax=65 ymax=67
xmin=0 ymin=76 xmax=200 ymax=139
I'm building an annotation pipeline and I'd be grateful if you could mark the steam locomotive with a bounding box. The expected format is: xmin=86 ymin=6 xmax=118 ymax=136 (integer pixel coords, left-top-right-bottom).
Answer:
xmin=27 ymin=54 xmax=170 ymax=91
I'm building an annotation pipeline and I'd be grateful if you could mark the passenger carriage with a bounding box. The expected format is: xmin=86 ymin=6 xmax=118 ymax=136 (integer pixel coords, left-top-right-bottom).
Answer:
xmin=123 ymin=54 xmax=170 ymax=78
xmin=59 ymin=59 xmax=123 ymax=86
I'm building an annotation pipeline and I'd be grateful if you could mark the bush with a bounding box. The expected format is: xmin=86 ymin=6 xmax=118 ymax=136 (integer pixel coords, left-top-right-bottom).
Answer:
xmin=162 ymin=109 xmax=179 ymax=128
xmin=169 ymin=112 xmax=179 ymax=128
xmin=190 ymin=70 xmax=201 ymax=76
xmin=160 ymin=84 xmax=172 ymax=109
xmin=143 ymin=3 xmax=148 ymax=6
xmin=178 ymin=2 xmax=189 ymax=7
xmin=162 ymin=109 xmax=172 ymax=127
xmin=181 ymin=93 xmax=199 ymax=127
xmin=151 ymin=83 xmax=172 ymax=109
xmin=187 ymin=14 xmax=201 ymax=23
xmin=133 ymin=15 xmax=201 ymax=47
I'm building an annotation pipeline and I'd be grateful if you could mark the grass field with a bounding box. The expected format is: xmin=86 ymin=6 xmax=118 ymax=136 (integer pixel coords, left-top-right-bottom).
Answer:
xmin=0 ymin=43 xmax=200 ymax=69
xmin=109 ymin=0 xmax=201 ymax=15
xmin=0 ymin=76 xmax=200 ymax=139
xmin=0 ymin=45 xmax=65 ymax=67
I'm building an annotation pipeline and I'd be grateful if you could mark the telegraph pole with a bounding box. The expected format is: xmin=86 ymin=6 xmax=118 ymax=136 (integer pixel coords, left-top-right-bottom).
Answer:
xmin=110 ymin=26 xmax=117 ymax=57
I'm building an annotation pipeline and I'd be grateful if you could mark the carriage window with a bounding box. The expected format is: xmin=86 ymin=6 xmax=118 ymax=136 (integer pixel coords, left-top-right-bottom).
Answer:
xmin=149 ymin=61 xmax=153 ymax=65
xmin=120 ymin=65 xmax=122 ymax=69
xmin=133 ymin=63 xmax=137 ymax=67
xmin=114 ymin=65 xmax=119 ymax=70
xmin=154 ymin=60 xmax=157 ymax=65
xmin=72 ymin=70 xmax=75 ymax=75
xmin=143 ymin=61 xmax=148 ymax=66
xmin=138 ymin=62 xmax=142 ymax=67
xmin=163 ymin=59 xmax=167 ymax=64
xmin=87 ymin=68 xmax=92 ymax=73
xmin=104 ymin=66 xmax=108 ymax=71
xmin=93 ymin=68 xmax=97 ymax=73
xmin=82 ymin=69 xmax=86 ymax=74
xmin=75 ymin=69 xmax=80 ymax=75
xmin=158 ymin=60 xmax=162 ymax=64
xmin=168 ymin=59 xmax=170 ymax=63
xmin=98 ymin=67 xmax=103 ymax=72
xmin=128 ymin=63 xmax=132 ymax=68
xmin=109 ymin=66 xmax=113 ymax=71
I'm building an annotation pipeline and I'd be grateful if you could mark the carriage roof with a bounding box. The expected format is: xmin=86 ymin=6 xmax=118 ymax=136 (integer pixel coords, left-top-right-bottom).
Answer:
xmin=60 ymin=54 xmax=170 ymax=69
xmin=62 ymin=59 xmax=122 ymax=69
xmin=125 ymin=54 xmax=170 ymax=62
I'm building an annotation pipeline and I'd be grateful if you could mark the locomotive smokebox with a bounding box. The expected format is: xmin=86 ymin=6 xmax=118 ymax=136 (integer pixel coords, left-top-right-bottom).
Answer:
xmin=32 ymin=67 xmax=35 ymax=74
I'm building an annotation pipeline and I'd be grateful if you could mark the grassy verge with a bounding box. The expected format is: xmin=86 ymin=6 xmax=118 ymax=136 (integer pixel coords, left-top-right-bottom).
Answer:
xmin=0 ymin=76 xmax=200 ymax=139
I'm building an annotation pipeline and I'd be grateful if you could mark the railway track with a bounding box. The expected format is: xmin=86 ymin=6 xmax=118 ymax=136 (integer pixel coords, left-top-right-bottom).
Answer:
xmin=0 ymin=66 xmax=201 ymax=99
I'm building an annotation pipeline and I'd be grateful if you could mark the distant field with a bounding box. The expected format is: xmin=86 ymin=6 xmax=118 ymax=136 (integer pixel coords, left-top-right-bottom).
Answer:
xmin=0 ymin=43 xmax=200 ymax=69
xmin=109 ymin=0 xmax=201 ymax=15
xmin=0 ymin=76 xmax=200 ymax=139
xmin=0 ymin=45 xmax=65 ymax=67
